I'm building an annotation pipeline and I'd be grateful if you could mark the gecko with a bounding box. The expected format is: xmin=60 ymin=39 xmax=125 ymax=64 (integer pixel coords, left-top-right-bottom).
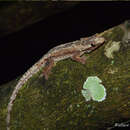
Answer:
xmin=6 ymin=34 xmax=105 ymax=130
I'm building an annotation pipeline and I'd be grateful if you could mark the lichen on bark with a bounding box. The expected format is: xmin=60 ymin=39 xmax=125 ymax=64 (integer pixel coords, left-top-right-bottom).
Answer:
xmin=0 ymin=23 xmax=130 ymax=130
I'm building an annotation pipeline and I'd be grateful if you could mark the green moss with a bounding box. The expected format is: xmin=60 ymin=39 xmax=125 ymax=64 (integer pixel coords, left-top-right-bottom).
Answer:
xmin=10 ymin=39 xmax=130 ymax=129
xmin=0 ymin=24 xmax=130 ymax=130
xmin=102 ymin=26 xmax=124 ymax=41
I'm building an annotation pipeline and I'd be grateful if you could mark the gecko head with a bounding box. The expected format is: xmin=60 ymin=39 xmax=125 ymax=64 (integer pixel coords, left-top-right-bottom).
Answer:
xmin=90 ymin=36 xmax=105 ymax=47
xmin=85 ymin=36 xmax=105 ymax=52
xmin=80 ymin=35 xmax=105 ymax=52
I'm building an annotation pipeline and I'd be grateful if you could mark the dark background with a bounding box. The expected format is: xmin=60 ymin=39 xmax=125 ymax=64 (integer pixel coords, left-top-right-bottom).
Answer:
xmin=0 ymin=2 xmax=130 ymax=85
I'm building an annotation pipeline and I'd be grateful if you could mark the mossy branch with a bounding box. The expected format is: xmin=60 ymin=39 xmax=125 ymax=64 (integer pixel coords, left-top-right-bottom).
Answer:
xmin=0 ymin=23 xmax=130 ymax=130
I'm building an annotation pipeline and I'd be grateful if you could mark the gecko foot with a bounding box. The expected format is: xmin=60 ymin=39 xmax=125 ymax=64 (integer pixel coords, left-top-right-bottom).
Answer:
xmin=72 ymin=55 xmax=86 ymax=64
xmin=80 ymin=55 xmax=87 ymax=64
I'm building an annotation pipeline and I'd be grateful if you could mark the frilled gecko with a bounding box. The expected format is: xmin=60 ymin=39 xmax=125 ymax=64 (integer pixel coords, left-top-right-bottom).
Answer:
xmin=6 ymin=34 xmax=105 ymax=130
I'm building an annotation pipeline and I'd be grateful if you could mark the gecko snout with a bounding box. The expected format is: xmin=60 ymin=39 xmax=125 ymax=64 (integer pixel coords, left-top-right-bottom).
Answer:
xmin=94 ymin=37 xmax=105 ymax=45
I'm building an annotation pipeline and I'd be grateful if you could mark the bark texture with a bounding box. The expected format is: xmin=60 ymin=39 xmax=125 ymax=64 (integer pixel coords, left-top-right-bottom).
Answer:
xmin=0 ymin=2 xmax=77 ymax=38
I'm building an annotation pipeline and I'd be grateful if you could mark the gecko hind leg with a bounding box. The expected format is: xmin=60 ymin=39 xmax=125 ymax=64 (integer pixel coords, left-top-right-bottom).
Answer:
xmin=71 ymin=52 xmax=86 ymax=64
xmin=43 ymin=58 xmax=54 ymax=80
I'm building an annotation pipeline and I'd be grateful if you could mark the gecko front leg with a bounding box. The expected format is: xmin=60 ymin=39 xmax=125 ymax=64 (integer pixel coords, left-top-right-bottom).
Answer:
xmin=43 ymin=52 xmax=86 ymax=80
xmin=71 ymin=51 xmax=86 ymax=64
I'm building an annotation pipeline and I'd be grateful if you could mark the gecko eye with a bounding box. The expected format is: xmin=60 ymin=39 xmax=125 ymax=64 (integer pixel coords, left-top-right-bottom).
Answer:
xmin=91 ymin=43 xmax=95 ymax=47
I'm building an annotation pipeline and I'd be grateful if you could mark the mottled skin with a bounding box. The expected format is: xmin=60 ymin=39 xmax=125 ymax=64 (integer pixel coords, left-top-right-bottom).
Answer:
xmin=43 ymin=34 xmax=105 ymax=79
xmin=6 ymin=34 xmax=105 ymax=130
